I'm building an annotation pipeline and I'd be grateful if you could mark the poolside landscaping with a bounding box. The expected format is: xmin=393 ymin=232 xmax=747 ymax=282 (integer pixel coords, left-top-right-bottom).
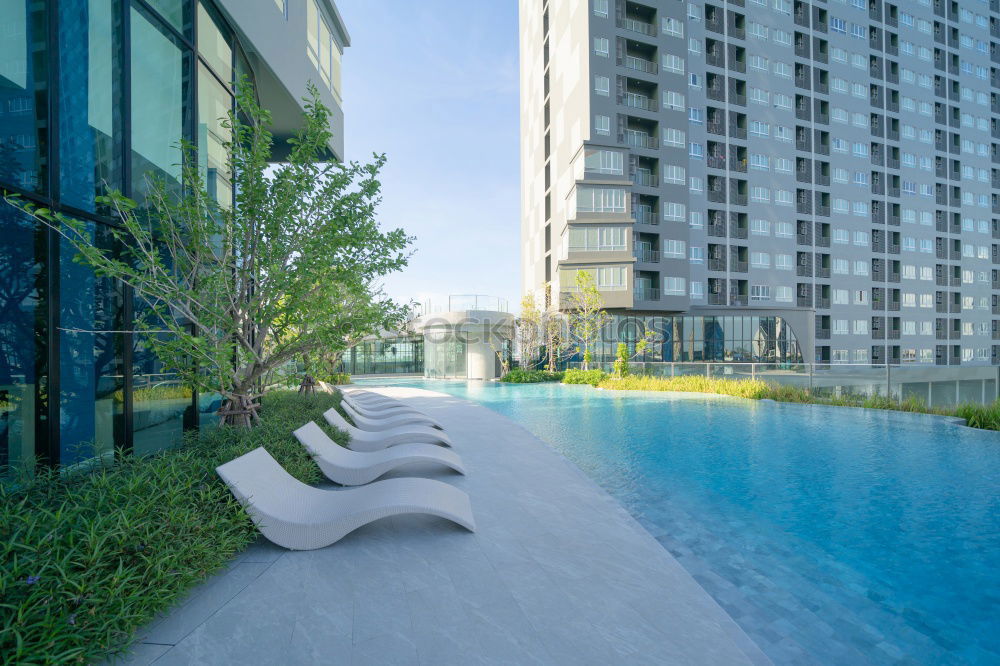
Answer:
xmin=0 ymin=392 xmax=345 ymax=664
xmin=503 ymin=367 xmax=1000 ymax=430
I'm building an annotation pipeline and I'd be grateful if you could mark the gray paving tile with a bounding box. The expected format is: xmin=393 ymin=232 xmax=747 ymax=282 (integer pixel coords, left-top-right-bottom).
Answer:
xmin=139 ymin=562 xmax=270 ymax=645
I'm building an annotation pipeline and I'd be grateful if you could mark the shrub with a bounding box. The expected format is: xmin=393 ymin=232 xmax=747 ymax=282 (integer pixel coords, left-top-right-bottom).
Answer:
xmin=597 ymin=374 xmax=772 ymax=399
xmin=612 ymin=342 xmax=629 ymax=379
xmin=321 ymin=372 xmax=351 ymax=385
xmin=955 ymin=401 xmax=1000 ymax=430
xmin=562 ymin=368 xmax=608 ymax=386
xmin=0 ymin=390 xmax=347 ymax=664
xmin=500 ymin=368 xmax=565 ymax=383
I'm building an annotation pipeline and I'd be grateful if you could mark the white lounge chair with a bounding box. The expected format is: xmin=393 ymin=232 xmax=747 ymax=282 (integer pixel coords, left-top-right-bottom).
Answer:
xmin=344 ymin=390 xmax=425 ymax=411
xmin=216 ymin=447 xmax=475 ymax=550
xmin=341 ymin=393 xmax=443 ymax=426
xmin=341 ymin=399 xmax=443 ymax=432
xmin=293 ymin=422 xmax=464 ymax=486
xmin=324 ymin=408 xmax=452 ymax=451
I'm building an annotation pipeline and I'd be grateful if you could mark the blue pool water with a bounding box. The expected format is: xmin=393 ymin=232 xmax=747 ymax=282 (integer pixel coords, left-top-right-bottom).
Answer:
xmin=358 ymin=378 xmax=1000 ymax=665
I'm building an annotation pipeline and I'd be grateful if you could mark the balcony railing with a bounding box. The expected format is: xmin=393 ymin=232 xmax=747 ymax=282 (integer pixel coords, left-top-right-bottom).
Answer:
xmin=623 ymin=131 xmax=658 ymax=149
xmin=622 ymin=92 xmax=657 ymax=112
xmin=634 ymin=286 xmax=661 ymax=301
xmin=634 ymin=248 xmax=660 ymax=263
xmin=623 ymin=55 xmax=657 ymax=75
xmin=633 ymin=206 xmax=656 ymax=225
xmin=617 ymin=17 xmax=656 ymax=37
xmin=632 ymin=170 xmax=657 ymax=187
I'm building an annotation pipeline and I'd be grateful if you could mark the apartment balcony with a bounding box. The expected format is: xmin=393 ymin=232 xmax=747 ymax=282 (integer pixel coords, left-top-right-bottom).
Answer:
xmin=623 ymin=55 xmax=658 ymax=75
xmin=708 ymin=292 xmax=727 ymax=305
xmin=797 ymin=296 xmax=812 ymax=308
xmin=816 ymin=266 xmax=831 ymax=279
xmin=887 ymin=330 xmax=901 ymax=340
xmin=621 ymin=92 xmax=657 ymax=112
xmin=707 ymin=222 xmax=727 ymax=237
xmin=632 ymin=170 xmax=657 ymax=187
xmin=622 ymin=131 xmax=658 ymax=150
xmin=617 ymin=17 xmax=656 ymax=37
xmin=634 ymin=248 xmax=660 ymax=263
xmin=634 ymin=286 xmax=661 ymax=301
xmin=731 ymin=260 xmax=749 ymax=273
xmin=730 ymin=293 xmax=749 ymax=306
xmin=708 ymin=257 xmax=728 ymax=272
xmin=633 ymin=205 xmax=657 ymax=225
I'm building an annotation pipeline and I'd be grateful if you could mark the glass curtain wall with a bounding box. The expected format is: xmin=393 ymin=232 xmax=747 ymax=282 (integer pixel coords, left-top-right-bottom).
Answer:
xmin=424 ymin=332 xmax=468 ymax=379
xmin=339 ymin=338 xmax=425 ymax=375
xmin=0 ymin=0 xmax=242 ymax=472
xmin=573 ymin=315 xmax=805 ymax=365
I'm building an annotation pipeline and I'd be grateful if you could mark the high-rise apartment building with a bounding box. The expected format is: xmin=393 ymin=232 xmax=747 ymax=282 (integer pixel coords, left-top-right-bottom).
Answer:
xmin=0 ymin=0 xmax=348 ymax=471
xmin=520 ymin=0 xmax=1000 ymax=367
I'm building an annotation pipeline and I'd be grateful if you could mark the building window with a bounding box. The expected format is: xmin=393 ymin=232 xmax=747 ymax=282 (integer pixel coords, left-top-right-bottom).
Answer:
xmin=567 ymin=226 xmax=626 ymax=252
xmin=307 ymin=0 xmax=343 ymax=101
xmin=594 ymin=0 xmax=609 ymax=17
xmin=594 ymin=115 xmax=611 ymax=136
xmin=663 ymin=277 xmax=686 ymax=295
xmin=583 ymin=148 xmax=624 ymax=174
xmin=574 ymin=186 xmax=626 ymax=213
xmin=594 ymin=75 xmax=610 ymax=96
xmin=130 ymin=5 xmax=189 ymax=206
xmin=274 ymin=0 xmax=287 ymax=18
xmin=594 ymin=37 xmax=609 ymax=57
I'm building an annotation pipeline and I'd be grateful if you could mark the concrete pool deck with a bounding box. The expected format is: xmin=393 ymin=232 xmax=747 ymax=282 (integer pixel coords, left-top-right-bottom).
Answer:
xmin=118 ymin=386 xmax=770 ymax=665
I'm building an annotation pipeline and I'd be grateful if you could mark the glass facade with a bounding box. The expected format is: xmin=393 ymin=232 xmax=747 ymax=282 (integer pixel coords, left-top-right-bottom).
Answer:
xmin=1 ymin=0 xmax=245 ymax=472
xmin=338 ymin=337 xmax=424 ymax=376
xmin=424 ymin=333 xmax=468 ymax=379
xmin=574 ymin=314 xmax=804 ymax=365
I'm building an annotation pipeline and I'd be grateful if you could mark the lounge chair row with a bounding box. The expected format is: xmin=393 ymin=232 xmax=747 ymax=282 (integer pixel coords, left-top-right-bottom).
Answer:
xmin=216 ymin=389 xmax=475 ymax=550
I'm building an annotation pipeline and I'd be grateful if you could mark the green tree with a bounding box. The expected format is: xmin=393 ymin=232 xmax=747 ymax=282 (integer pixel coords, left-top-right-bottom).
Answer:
xmin=6 ymin=81 xmax=412 ymax=426
xmin=565 ymin=271 xmax=610 ymax=371
xmin=516 ymin=293 xmax=542 ymax=369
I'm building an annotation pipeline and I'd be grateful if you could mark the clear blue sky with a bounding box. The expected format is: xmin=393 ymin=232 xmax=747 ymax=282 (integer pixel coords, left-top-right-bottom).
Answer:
xmin=337 ymin=0 xmax=521 ymax=312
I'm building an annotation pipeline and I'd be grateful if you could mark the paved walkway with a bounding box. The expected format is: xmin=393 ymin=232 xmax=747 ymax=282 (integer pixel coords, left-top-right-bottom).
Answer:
xmin=118 ymin=387 xmax=769 ymax=665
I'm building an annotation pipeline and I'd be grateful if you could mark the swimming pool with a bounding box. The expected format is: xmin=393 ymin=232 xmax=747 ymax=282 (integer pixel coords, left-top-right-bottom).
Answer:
xmin=357 ymin=378 xmax=1000 ymax=664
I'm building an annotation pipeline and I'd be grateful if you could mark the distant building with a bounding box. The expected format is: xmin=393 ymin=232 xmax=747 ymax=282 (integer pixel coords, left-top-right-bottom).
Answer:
xmin=520 ymin=0 xmax=1000 ymax=367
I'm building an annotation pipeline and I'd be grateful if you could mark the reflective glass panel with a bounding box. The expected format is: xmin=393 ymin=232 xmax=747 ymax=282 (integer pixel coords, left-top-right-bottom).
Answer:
xmin=0 ymin=208 xmax=47 ymax=474
xmin=144 ymin=0 xmax=189 ymax=35
xmin=59 ymin=221 xmax=123 ymax=466
xmin=58 ymin=0 xmax=121 ymax=212
xmin=197 ymin=65 xmax=233 ymax=208
xmin=0 ymin=0 xmax=48 ymax=194
xmin=130 ymin=5 xmax=189 ymax=206
xmin=197 ymin=2 xmax=232 ymax=83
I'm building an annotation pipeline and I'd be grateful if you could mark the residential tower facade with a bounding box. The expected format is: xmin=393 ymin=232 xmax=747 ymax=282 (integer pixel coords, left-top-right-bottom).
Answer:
xmin=520 ymin=0 xmax=1000 ymax=367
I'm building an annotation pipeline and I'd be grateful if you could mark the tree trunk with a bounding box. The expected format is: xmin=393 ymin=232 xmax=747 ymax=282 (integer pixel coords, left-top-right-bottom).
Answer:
xmin=217 ymin=394 xmax=261 ymax=428
xmin=299 ymin=374 xmax=317 ymax=395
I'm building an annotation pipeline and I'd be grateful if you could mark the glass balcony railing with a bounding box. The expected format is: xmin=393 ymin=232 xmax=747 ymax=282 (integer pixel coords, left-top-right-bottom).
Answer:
xmin=623 ymin=55 xmax=657 ymax=74
xmin=622 ymin=92 xmax=657 ymax=111
xmin=617 ymin=17 xmax=656 ymax=36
